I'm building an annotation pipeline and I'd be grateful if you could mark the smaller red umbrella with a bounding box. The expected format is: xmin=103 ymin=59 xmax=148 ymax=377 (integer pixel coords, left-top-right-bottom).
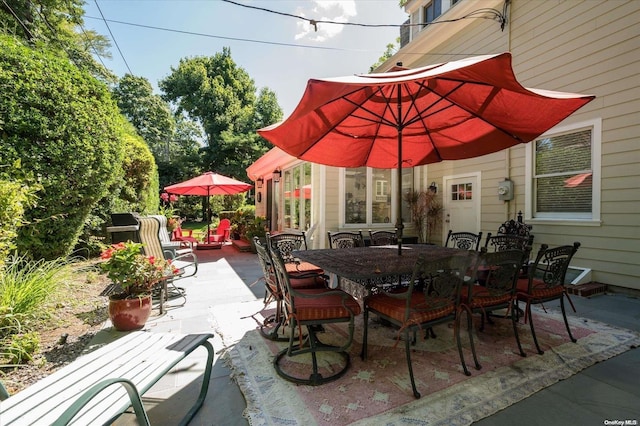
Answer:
xmin=165 ymin=172 xmax=252 ymax=242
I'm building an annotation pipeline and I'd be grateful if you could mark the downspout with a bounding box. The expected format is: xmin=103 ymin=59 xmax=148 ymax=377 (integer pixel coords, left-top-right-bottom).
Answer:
xmin=504 ymin=0 xmax=513 ymax=219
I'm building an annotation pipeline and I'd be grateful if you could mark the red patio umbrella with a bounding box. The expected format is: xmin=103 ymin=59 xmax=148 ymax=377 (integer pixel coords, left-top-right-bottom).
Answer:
xmin=258 ymin=52 xmax=595 ymax=254
xmin=165 ymin=172 xmax=252 ymax=244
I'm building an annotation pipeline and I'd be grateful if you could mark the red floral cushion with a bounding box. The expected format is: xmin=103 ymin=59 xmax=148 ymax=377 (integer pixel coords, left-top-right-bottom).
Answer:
xmin=286 ymin=262 xmax=324 ymax=275
xmin=516 ymin=278 xmax=564 ymax=300
xmin=289 ymin=272 xmax=326 ymax=289
xmin=292 ymin=289 xmax=361 ymax=321
xmin=461 ymin=284 xmax=511 ymax=308
xmin=366 ymin=293 xmax=454 ymax=325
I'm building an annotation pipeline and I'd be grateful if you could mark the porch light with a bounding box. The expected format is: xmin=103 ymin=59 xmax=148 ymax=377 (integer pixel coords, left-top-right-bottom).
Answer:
xmin=256 ymin=177 xmax=264 ymax=189
xmin=428 ymin=181 xmax=438 ymax=194
xmin=273 ymin=169 xmax=282 ymax=183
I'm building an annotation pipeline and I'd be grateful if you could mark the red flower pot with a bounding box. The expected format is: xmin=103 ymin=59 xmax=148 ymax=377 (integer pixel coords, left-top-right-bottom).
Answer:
xmin=108 ymin=295 xmax=152 ymax=331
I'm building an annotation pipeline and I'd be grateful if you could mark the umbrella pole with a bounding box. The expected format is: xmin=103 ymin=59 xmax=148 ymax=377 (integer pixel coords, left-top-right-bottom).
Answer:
xmin=206 ymin=188 xmax=211 ymax=243
xmin=396 ymin=86 xmax=403 ymax=256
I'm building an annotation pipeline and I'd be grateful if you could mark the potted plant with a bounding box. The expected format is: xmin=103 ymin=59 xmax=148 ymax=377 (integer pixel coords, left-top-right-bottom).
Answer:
xmin=244 ymin=216 xmax=268 ymax=252
xmin=160 ymin=205 xmax=181 ymax=233
xmin=404 ymin=189 xmax=443 ymax=244
xmin=99 ymin=241 xmax=179 ymax=331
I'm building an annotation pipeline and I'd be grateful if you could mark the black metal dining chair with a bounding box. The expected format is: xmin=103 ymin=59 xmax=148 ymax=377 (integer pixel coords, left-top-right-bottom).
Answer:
xmin=461 ymin=248 xmax=530 ymax=363
xmin=270 ymin=245 xmax=361 ymax=386
xmin=255 ymin=237 xmax=327 ymax=341
xmin=515 ymin=242 xmax=581 ymax=355
xmin=327 ymin=230 xmax=365 ymax=249
xmin=266 ymin=231 xmax=308 ymax=263
xmin=484 ymin=232 xmax=534 ymax=276
xmin=445 ymin=230 xmax=483 ymax=251
xmin=266 ymin=231 xmax=325 ymax=277
xmin=368 ymin=229 xmax=398 ymax=246
xmin=361 ymin=252 xmax=477 ymax=399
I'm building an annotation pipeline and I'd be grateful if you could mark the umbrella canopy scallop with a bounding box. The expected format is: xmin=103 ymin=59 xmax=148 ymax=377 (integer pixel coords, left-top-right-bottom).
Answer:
xmin=257 ymin=52 xmax=594 ymax=254
xmin=257 ymin=52 xmax=595 ymax=169
xmin=165 ymin=172 xmax=252 ymax=196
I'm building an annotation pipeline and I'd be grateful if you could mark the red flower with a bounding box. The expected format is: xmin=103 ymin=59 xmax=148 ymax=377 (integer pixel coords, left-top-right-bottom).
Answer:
xmin=100 ymin=248 xmax=114 ymax=259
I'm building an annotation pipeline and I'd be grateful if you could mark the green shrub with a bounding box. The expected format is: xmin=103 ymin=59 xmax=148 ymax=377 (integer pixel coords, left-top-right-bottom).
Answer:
xmin=0 ymin=35 xmax=124 ymax=260
xmin=0 ymin=161 xmax=40 ymax=268
xmin=76 ymin=118 xmax=159 ymax=253
xmin=1 ymin=331 xmax=40 ymax=365
xmin=0 ymin=255 xmax=72 ymax=329
xmin=0 ymin=255 xmax=72 ymax=365
xmin=244 ymin=216 xmax=267 ymax=241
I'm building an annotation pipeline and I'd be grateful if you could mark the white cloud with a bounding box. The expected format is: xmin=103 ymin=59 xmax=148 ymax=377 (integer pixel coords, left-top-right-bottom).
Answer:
xmin=294 ymin=1 xmax=357 ymax=42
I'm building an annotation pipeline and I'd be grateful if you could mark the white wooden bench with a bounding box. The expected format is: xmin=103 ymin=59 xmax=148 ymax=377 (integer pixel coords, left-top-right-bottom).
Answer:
xmin=0 ymin=331 xmax=214 ymax=425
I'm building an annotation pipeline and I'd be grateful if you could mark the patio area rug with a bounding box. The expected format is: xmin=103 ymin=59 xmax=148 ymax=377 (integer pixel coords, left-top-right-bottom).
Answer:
xmin=212 ymin=300 xmax=640 ymax=426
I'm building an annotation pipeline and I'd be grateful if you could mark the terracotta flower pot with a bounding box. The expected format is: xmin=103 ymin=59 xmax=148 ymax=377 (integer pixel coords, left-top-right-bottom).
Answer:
xmin=108 ymin=294 xmax=152 ymax=331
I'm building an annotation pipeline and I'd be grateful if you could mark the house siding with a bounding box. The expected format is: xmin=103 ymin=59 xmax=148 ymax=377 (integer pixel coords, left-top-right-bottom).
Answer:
xmin=389 ymin=0 xmax=640 ymax=290
xmin=252 ymin=0 xmax=639 ymax=290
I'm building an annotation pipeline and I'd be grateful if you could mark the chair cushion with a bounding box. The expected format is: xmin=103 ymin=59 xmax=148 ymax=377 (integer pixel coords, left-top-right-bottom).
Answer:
xmin=285 ymin=262 xmax=324 ymax=275
xmin=292 ymin=289 xmax=361 ymax=321
xmin=290 ymin=273 xmax=327 ymax=289
xmin=366 ymin=293 xmax=454 ymax=325
xmin=516 ymin=278 xmax=564 ymax=300
xmin=461 ymin=284 xmax=512 ymax=308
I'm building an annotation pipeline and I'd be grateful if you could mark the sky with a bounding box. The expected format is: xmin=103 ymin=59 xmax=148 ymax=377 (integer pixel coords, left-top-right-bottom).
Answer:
xmin=82 ymin=0 xmax=409 ymax=118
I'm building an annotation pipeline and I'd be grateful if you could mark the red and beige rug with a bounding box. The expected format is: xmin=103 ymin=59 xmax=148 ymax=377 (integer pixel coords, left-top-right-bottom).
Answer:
xmin=212 ymin=300 xmax=639 ymax=426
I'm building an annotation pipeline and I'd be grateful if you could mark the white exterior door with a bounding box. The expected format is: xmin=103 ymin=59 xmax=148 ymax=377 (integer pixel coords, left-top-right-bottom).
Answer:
xmin=443 ymin=173 xmax=481 ymax=239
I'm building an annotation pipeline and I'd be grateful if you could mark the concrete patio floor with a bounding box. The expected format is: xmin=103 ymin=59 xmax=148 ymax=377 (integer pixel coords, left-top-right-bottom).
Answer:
xmin=104 ymin=244 xmax=640 ymax=426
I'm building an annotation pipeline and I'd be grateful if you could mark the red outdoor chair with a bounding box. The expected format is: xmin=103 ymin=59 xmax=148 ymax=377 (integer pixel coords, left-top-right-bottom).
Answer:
xmin=173 ymin=227 xmax=198 ymax=245
xmin=207 ymin=218 xmax=231 ymax=243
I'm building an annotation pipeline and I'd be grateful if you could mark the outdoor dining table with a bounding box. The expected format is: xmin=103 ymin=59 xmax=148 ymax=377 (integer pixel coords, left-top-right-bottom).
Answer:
xmin=294 ymin=244 xmax=471 ymax=295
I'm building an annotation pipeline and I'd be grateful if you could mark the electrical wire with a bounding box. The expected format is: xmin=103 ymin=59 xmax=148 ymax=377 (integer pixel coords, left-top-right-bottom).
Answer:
xmin=78 ymin=23 xmax=109 ymax=69
xmin=83 ymin=9 xmax=503 ymax=56
xmin=81 ymin=2 xmax=507 ymax=62
xmin=1 ymin=0 xmax=35 ymax=39
xmin=220 ymin=0 xmax=506 ymax=30
xmin=83 ymin=16 xmax=367 ymax=52
xmin=93 ymin=0 xmax=132 ymax=74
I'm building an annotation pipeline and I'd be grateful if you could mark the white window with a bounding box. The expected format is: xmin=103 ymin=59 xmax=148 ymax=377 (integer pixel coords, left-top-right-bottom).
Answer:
xmin=342 ymin=168 xmax=413 ymax=226
xmin=283 ymin=163 xmax=312 ymax=230
xmin=423 ymin=0 xmax=442 ymax=27
xmin=525 ymin=119 xmax=601 ymax=223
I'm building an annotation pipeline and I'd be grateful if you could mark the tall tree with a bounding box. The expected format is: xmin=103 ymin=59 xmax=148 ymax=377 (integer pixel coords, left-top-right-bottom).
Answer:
xmin=112 ymin=74 xmax=176 ymax=162
xmin=160 ymin=47 xmax=256 ymax=142
xmin=0 ymin=0 xmax=115 ymax=82
xmin=160 ymin=47 xmax=280 ymax=180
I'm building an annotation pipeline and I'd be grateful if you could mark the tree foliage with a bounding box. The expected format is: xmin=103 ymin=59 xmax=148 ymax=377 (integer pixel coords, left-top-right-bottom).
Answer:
xmin=0 ymin=161 xmax=40 ymax=269
xmin=0 ymin=35 xmax=124 ymax=259
xmin=160 ymin=48 xmax=256 ymax=139
xmin=76 ymin=117 xmax=159 ymax=255
xmin=112 ymin=74 xmax=176 ymax=162
xmin=369 ymin=38 xmax=400 ymax=72
xmin=160 ymin=48 xmax=281 ymax=181
xmin=0 ymin=0 xmax=115 ymax=82
xmin=113 ymin=75 xmax=203 ymax=190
